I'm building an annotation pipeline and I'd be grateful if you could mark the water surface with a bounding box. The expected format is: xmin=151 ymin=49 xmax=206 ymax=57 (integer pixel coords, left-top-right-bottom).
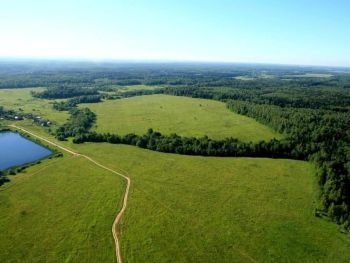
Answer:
xmin=0 ymin=132 xmax=52 ymax=171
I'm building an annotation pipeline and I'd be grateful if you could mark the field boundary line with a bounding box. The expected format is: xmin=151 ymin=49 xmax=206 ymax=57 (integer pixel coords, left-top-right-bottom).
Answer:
xmin=8 ymin=125 xmax=129 ymax=263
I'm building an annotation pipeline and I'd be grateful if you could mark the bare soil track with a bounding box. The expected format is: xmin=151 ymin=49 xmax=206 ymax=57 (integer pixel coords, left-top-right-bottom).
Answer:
xmin=9 ymin=125 xmax=130 ymax=263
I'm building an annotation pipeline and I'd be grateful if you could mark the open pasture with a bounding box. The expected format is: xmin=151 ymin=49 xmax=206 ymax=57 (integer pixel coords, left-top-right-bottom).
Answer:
xmin=83 ymin=94 xmax=282 ymax=142
xmin=72 ymin=143 xmax=350 ymax=263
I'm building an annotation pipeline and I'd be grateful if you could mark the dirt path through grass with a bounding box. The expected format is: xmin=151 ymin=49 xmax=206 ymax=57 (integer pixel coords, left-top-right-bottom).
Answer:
xmin=9 ymin=125 xmax=129 ymax=263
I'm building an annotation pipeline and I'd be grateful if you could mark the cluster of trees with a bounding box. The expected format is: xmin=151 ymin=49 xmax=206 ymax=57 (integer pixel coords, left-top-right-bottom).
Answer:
xmin=0 ymin=106 xmax=21 ymax=120
xmin=72 ymin=128 xmax=297 ymax=158
xmin=56 ymin=108 xmax=96 ymax=140
xmin=32 ymin=86 xmax=99 ymax=99
xmin=115 ymin=88 xmax=164 ymax=98
xmin=53 ymin=95 xmax=101 ymax=111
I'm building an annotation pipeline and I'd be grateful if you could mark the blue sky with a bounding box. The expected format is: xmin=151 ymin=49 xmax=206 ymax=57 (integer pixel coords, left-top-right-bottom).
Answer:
xmin=1 ymin=0 xmax=349 ymax=66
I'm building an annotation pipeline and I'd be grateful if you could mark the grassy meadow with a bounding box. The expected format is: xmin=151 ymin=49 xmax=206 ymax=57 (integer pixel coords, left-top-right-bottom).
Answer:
xmin=82 ymin=94 xmax=281 ymax=142
xmin=71 ymin=143 xmax=350 ymax=263
xmin=0 ymin=154 xmax=124 ymax=262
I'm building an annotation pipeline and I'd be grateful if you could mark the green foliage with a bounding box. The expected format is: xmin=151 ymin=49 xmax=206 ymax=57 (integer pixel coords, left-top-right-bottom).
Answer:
xmin=73 ymin=129 xmax=294 ymax=159
xmin=56 ymin=108 xmax=96 ymax=140
xmin=32 ymin=86 xmax=99 ymax=99
xmin=163 ymin=85 xmax=350 ymax=110
xmin=52 ymin=95 xmax=101 ymax=111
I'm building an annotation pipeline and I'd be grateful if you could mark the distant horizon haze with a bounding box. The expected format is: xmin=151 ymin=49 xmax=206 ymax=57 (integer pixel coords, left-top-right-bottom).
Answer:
xmin=1 ymin=56 xmax=349 ymax=70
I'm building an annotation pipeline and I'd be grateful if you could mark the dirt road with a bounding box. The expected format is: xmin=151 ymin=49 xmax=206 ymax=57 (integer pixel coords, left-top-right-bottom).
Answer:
xmin=9 ymin=125 xmax=129 ymax=263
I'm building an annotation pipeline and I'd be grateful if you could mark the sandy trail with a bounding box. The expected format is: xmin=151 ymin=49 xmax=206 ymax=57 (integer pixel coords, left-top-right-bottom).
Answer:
xmin=9 ymin=125 xmax=129 ymax=263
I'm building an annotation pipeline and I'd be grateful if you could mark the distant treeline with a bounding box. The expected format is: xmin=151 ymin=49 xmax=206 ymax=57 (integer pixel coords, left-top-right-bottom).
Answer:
xmin=32 ymin=85 xmax=164 ymax=111
xmin=31 ymin=86 xmax=99 ymax=99
xmin=1 ymin=61 xmax=350 ymax=91
xmin=162 ymin=86 xmax=350 ymax=110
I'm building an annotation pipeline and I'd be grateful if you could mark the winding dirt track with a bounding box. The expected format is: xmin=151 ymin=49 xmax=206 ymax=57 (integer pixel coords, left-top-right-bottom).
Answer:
xmin=9 ymin=125 xmax=129 ymax=263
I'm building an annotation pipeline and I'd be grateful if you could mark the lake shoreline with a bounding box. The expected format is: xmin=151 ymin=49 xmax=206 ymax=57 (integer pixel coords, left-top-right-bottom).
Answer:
xmin=0 ymin=130 xmax=55 ymax=178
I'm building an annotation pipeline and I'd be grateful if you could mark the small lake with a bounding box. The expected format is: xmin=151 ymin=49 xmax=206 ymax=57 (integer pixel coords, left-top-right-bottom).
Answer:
xmin=0 ymin=132 xmax=52 ymax=171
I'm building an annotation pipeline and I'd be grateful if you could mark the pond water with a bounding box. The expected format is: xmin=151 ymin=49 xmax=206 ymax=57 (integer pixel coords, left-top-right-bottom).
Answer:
xmin=0 ymin=132 xmax=52 ymax=171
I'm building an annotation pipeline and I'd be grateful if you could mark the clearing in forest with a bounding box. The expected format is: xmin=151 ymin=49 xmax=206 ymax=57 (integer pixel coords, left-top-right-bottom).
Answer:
xmin=83 ymin=94 xmax=281 ymax=142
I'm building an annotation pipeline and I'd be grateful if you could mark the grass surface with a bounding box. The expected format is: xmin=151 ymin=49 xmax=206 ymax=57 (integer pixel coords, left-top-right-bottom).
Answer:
xmin=0 ymin=154 xmax=124 ymax=262
xmin=0 ymin=88 xmax=69 ymax=125
xmin=82 ymin=94 xmax=281 ymax=142
xmin=71 ymin=143 xmax=350 ymax=263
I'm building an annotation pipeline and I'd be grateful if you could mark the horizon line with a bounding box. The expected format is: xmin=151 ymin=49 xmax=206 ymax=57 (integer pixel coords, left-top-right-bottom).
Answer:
xmin=0 ymin=56 xmax=350 ymax=69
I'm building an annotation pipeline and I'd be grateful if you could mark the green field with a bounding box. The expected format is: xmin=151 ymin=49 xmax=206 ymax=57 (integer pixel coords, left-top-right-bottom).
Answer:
xmin=2 ymin=131 xmax=350 ymax=262
xmin=71 ymin=143 xmax=350 ymax=263
xmin=0 ymin=154 xmax=124 ymax=262
xmin=82 ymin=94 xmax=281 ymax=141
xmin=0 ymin=88 xmax=69 ymax=125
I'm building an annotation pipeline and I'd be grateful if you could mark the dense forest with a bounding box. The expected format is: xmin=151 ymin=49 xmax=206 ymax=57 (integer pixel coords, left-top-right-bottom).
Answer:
xmin=1 ymin=61 xmax=350 ymax=230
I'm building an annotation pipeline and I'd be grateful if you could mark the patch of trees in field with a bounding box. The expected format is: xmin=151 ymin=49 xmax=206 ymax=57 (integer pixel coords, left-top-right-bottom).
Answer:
xmin=72 ymin=128 xmax=296 ymax=158
xmin=53 ymin=95 xmax=102 ymax=111
xmin=56 ymin=108 xmax=96 ymax=140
